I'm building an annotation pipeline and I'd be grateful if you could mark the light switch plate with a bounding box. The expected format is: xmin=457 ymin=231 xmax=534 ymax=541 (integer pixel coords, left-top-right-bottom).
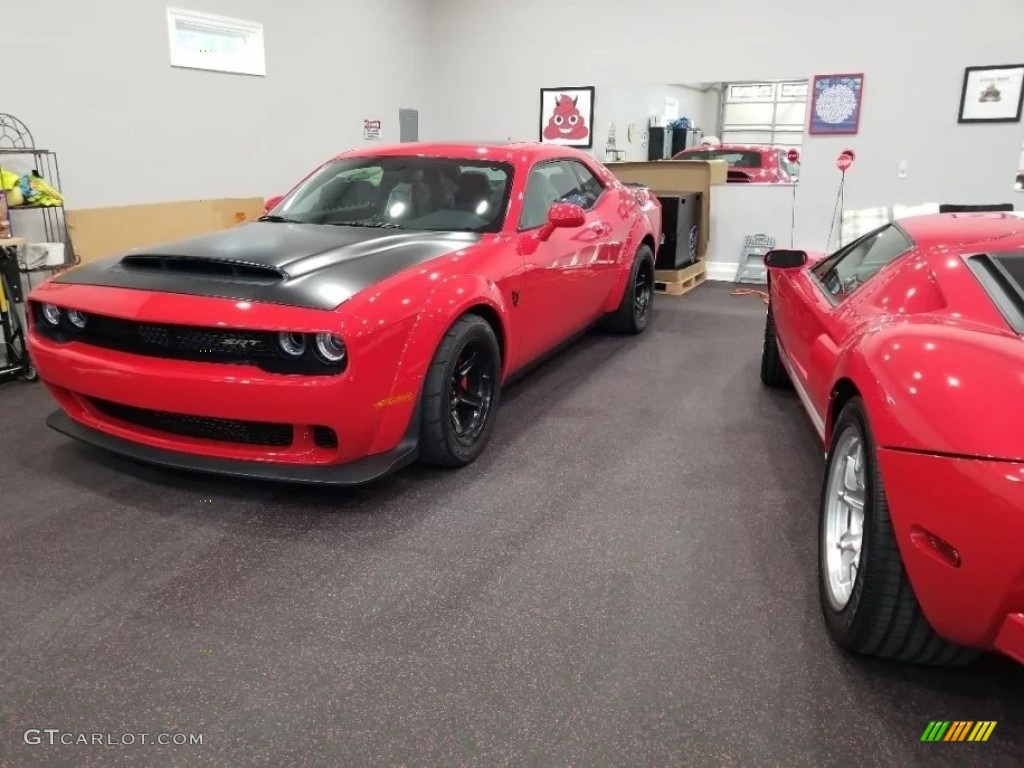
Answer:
xmin=898 ymin=160 xmax=908 ymax=178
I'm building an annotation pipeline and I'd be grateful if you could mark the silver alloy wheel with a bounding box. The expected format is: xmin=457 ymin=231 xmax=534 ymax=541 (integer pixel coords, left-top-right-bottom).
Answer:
xmin=823 ymin=425 xmax=866 ymax=611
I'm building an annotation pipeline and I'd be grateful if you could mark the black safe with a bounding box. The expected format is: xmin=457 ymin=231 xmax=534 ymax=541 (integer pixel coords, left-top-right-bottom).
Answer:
xmin=654 ymin=192 xmax=702 ymax=270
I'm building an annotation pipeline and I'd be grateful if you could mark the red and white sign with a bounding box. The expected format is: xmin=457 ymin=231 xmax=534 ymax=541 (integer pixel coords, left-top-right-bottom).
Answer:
xmin=363 ymin=120 xmax=381 ymax=141
xmin=836 ymin=148 xmax=856 ymax=172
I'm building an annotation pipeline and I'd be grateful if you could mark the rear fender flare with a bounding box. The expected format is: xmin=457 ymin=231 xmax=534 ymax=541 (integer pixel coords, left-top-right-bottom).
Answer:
xmin=603 ymin=214 xmax=658 ymax=314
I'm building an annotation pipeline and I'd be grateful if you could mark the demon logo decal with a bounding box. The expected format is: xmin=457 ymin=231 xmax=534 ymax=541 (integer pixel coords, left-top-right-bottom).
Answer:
xmin=539 ymin=87 xmax=594 ymax=147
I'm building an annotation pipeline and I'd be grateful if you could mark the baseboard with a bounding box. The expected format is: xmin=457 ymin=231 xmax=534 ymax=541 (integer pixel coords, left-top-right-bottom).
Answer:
xmin=706 ymin=261 xmax=739 ymax=282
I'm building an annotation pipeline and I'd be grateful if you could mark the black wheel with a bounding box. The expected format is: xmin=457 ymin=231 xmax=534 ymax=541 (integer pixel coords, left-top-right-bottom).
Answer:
xmin=818 ymin=397 xmax=978 ymax=666
xmin=606 ymin=244 xmax=655 ymax=334
xmin=759 ymin=305 xmax=789 ymax=387
xmin=418 ymin=313 xmax=501 ymax=467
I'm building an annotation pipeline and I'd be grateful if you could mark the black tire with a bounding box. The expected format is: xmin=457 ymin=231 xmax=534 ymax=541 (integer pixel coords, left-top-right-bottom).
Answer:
xmin=818 ymin=397 xmax=978 ymax=666
xmin=418 ymin=313 xmax=501 ymax=468
xmin=759 ymin=305 xmax=789 ymax=387
xmin=20 ymin=365 xmax=38 ymax=383
xmin=606 ymin=244 xmax=655 ymax=334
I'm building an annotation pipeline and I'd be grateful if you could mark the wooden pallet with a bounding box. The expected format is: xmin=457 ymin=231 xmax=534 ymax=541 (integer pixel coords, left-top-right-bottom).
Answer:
xmin=654 ymin=261 xmax=706 ymax=296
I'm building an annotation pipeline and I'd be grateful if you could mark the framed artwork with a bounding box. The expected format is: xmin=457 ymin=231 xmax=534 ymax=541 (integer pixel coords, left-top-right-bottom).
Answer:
xmin=539 ymin=86 xmax=595 ymax=149
xmin=958 ymin=64 xmax=1024 ymax=123
xmin=808 ymin=74 xmax=864 ymax=135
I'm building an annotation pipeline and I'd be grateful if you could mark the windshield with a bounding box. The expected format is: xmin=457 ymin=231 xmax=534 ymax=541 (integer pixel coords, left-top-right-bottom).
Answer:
xmin=677 ymin=150 xmax=764 ymax=169
xmin=269 ymin=156 xmax=514 ymax=233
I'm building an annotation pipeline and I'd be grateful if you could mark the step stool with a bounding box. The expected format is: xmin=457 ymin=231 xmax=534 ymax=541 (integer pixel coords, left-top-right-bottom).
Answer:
xmin=734 ymin=234 xmax=776 ymax=284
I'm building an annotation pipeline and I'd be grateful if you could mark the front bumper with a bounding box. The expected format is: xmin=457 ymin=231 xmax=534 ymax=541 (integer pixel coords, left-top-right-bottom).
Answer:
xmin=47 ymin=409 xmax=418 ymax=485
xmin=878 ymin=447 xmax=1024 ymax=661
xmin=27 ymin=284 xmax=423 ymax=481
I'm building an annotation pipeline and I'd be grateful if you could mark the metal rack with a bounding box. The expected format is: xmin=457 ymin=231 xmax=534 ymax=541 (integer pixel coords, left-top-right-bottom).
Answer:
xmin=0 ymin=113 xmax=75 ymax=278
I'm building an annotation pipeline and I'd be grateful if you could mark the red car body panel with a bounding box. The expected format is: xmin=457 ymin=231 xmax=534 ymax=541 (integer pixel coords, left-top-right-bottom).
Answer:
xmin=28 ymin=142 xmax=661 ymax=483
xmin=672 ymin=144 xmax=797 ymax=183
xmin=767 ymin=212 xmax=1024 ymax=662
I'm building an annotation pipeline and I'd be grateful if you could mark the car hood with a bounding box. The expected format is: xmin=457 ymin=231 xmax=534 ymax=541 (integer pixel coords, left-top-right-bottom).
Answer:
xmin=52 ymin=222 xmax=483 ymax=310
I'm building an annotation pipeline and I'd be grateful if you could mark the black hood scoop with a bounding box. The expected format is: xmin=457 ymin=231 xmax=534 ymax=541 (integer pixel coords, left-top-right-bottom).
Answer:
xmin=53 ymin=221 xmax=483 ymax=311
xmin=119 ymin=254 xmax=287 ymax=282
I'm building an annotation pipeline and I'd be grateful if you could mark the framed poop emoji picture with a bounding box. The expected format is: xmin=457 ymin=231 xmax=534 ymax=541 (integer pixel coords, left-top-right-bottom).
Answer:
xmin=539 ymin=86 xmax=595 ymax=149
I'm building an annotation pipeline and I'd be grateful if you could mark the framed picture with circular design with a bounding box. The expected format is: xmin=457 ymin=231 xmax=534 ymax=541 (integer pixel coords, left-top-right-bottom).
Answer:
xmin=808 ymin=73 xmax=864 ymax=135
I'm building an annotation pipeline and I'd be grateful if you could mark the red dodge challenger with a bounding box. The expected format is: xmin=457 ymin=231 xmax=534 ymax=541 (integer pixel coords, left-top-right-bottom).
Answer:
xmin=761 ymin=212 xmax=1024 ymax=666
xmin=28 ymin=142 xmax=662 ymax=484
xmin=672 ymin=144 xmax=799 ymax=183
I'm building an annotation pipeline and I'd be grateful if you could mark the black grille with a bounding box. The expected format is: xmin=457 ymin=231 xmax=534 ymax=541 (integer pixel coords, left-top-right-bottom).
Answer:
xmin=313 ymin=426 xmax=338 ymax=449
xmin=120 ymin=254 xmax=285 ymax=281
xmin=31 ymin=306 xmax=345 ymax=376
xmin=89 ymin=398 xmax=293 ymax=446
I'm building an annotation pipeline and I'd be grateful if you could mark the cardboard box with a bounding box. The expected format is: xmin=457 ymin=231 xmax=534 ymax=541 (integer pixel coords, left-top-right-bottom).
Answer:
xmin=66 ymin=197 xmax=266 ymax=264
xmin=605 ymin=160 xmax=727 ymax=260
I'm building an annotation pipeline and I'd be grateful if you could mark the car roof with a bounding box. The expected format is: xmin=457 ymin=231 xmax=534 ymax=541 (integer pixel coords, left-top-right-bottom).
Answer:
xmin=897 ymin=212 xmax=1024 ymax=251
xmin=332 ymin=141 xmax=590 ymax=164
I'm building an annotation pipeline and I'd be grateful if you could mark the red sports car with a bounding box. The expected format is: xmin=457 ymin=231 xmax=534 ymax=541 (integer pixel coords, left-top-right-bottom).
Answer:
xmin=761 ymin=212 xmax=1024 ymax=666
xmin=28 ymin=142 xmax=661 ymax=484
xmin=672 ymin=144 xmax=800 ymax=183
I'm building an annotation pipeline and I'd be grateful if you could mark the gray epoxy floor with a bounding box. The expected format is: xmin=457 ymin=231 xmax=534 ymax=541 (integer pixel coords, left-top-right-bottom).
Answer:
xmin=1 ymin=283 xmax=1022 ymax=768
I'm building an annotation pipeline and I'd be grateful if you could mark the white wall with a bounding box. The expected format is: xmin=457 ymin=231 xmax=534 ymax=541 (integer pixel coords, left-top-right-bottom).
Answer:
xmin=3 ymin=0 xmax=430 ymax=209
xmin=593 ymin=85 xmax=712 ymax=162
xmin=428 ymin=0 xmax=1024 ymax=251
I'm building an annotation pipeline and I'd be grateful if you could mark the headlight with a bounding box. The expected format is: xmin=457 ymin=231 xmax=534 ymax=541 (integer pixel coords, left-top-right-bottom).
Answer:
xmin=41 ymin=304 xmax=62 ymax=326
xmin=314 ymin=332 xmax=346 ymax=363
xmin=277 ymin=331 xmax=307 ymax=357
xmin=67 ymin=310 xmax=87 ymax=329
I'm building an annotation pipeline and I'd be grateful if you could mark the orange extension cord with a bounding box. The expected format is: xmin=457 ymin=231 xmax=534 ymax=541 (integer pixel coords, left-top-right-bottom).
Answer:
xmin=730 ymin=287 xmax=769 ymax=304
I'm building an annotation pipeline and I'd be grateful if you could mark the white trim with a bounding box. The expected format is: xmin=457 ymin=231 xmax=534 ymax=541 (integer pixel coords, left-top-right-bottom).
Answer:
xmin=167 ymin=8 xmax=266 ymax=77
xmin=706 ymin=261 xmax=739 ymax=281
xmin=777 ymin=342 xmax=825 ymax=439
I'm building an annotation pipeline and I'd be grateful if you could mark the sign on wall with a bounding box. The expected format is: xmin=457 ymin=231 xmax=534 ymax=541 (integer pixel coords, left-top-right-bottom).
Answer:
xmin=363 ymin=120 xmax=381 ymax=141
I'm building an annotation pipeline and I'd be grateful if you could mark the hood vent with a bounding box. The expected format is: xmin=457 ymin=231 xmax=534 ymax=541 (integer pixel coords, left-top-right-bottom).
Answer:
xmin=120 ymin=254 xmax=286 ymax=281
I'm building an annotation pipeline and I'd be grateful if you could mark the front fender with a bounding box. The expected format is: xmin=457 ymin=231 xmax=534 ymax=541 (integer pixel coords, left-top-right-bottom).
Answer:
xmin=832 ymin=322 xmax=1024 ymax=461
xmin=339 ymin=261 xmax=511 ymax=455
xmin=397 ymin=273 xmax=511 ymax=383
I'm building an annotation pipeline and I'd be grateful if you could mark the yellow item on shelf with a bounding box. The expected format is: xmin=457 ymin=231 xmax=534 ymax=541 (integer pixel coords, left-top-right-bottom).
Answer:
xmin=0 ymin=169 xmax=20 ymax=191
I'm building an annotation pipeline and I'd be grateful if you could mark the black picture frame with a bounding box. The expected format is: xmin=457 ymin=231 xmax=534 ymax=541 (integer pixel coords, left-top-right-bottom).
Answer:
xmin=538 ymin=86 xmax=596 ymax=149
xmin=958 ymin=64 xmax=1024 ymax=124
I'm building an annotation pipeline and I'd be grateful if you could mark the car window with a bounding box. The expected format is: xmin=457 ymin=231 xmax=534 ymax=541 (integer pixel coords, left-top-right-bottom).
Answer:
xmin=519 ymin=160 xmax=595 ymax=230
xmin=272 ymin=156 xmax=513 ymax=233
xmin=675 ymin=150 xmax=763 ymax=168
xmin=811 ymin=224 xmax=912 ymax=299
xmin=567 ymin=161 xmax=605 ymax=207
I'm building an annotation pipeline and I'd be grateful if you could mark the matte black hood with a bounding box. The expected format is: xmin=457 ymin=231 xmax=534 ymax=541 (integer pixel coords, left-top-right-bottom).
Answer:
xmin=54 ymin=222 xmax=482 ymax=310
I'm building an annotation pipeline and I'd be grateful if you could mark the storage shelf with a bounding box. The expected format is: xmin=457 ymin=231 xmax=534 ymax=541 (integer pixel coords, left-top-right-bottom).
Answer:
xmin=0 ymin=112 xmax=75 ymax=267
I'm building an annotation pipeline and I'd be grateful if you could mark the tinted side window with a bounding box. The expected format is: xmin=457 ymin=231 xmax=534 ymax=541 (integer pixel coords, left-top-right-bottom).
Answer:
xmin=567 ymin=161 xmax=605 ymax=208
xmin=813 ymin=225 xmax=912 ymax=299
xmin=519 ymin=160 xmax=590 ymax=230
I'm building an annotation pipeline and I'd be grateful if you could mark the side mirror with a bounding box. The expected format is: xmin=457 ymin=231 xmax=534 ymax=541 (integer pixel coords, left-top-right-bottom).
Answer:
xmin=764 ymin=249 xmax=808 ymax=269
xmin=538 ymin=202 xmax=586 ymax=241
xmin=263 ymin=195 xmax=285 ymax=214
